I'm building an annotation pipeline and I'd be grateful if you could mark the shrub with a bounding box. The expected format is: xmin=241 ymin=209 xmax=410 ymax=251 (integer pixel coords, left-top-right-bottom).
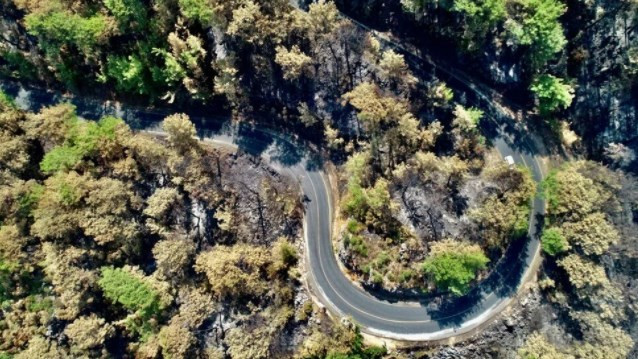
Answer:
xmin=345 ymin=234 xmax=368 ymax=257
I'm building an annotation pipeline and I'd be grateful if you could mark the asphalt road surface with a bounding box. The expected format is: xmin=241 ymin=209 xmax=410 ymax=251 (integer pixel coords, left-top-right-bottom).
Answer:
xmin=1 ymin=72 xmax=545 ymax=341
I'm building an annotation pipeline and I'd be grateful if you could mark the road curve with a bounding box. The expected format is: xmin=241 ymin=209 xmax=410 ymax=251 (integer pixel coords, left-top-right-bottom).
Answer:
xmin=1 ymin=76 xmax=545 ymax=341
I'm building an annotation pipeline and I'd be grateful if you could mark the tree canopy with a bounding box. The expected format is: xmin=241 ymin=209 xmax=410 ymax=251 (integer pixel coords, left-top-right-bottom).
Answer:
xmin=423 ymin=239 xmax=489 ymax=295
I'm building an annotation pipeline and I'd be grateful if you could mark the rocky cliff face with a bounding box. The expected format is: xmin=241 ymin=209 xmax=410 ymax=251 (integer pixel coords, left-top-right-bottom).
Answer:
xmin=565 ymin=0 xmax=637 ymax=162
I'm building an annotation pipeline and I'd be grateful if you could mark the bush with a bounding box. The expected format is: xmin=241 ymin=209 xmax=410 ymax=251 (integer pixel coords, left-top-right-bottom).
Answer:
xmin=344 ymin=234 xmax=368 ymax=257
xmin=346 ymin=219 xmax=364 ymax=234
xmin=398 ymin=269 xmax=415 ymax=283
xmin=373 ymin=251 xmax=391 ymax=269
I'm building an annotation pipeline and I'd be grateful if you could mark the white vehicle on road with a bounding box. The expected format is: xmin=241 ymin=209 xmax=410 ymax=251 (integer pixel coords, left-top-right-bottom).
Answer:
xmin=504 ymin=155 xmax=515 ymax=167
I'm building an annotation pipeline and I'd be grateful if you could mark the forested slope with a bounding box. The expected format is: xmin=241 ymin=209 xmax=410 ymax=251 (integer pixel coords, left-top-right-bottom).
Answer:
xmin=0 ymin=0 xmax=637 ymax=357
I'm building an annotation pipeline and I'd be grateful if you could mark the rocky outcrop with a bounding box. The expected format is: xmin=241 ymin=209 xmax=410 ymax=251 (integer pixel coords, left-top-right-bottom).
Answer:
xmin=565 ymin=0 xmax=638 ymax=162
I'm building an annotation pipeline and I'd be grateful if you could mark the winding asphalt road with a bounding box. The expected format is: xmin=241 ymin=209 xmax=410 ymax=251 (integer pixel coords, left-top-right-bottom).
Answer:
xmin=1 ymin=37 xmax=545 ymax=342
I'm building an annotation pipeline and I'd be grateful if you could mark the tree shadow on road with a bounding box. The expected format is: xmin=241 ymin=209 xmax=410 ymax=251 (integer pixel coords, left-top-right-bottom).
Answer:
xmin=235 ymin=123 xmax=275 ymax=158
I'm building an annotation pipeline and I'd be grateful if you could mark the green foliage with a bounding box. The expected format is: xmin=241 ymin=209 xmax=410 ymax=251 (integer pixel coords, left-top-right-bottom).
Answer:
xmin=343 ymin=181 xmax=369 ymax=220
xmin=541 ymin=227 xmax=568 ymax=256
xmin=98 ymin=267 xmax=162 ymax=318
xmin=327 ymin=327 xmax=387 ymax=359
xmin=40 ymin=146 xmax=85 ymax=174
xmin=25 ymin=295 xmax=54 ymax=313
xmin=40 ymin=116 xmax=123 ymax=173
xmin=105 ymin=54 xmax=151 ymax=95
xmin=423 ymin=242 xmax=489 ymax=296
xmin=0 ymin=259 xmax=13 ymax=303
xmin=512 ymin=202 xmax=531 ymax=238
xmin=373 ymin=251 xmax=391 ymax=269
xmin=0 ymin=50 xmax=38 ymax=80
xmin=453 ymin=0 xmax=506 ymax=45
xmin=343 ymin=178 xmax=394 ymax=226
xmin=454 ymin=105 xmax=484 ymax=132
xmin=438 ymin=83 xmax=454 ymax=104
xmin=153 ymin=48 xmax=187 ymax=86
xmin=17 ymin=184 xmax=44 ymax=219
xmin=506 ymin=0 xmax=567 ymax=68
xmin=541 ymin=169 xmax=560 ymax=211
xmin=179 ymin=0 xmax=216 ymax=25
xmin=399 ymin=269 xmax=415 ymax=283
xmin=104 ymin=0 xmax=147 ymax=27
xmin=344 ymin=152 xmax=370 ymax=183
xmin=453 ymin=0 xmax=506 ymax=24
xmin=346 ymin=219 xmax=365 ymax=234
xmin=0 ymin=91 xmax=15 ymax=108
xmin=401 ymin=0 xmax=451 ymax=13
xmin=277 ymin=240 xmax=299 ymax=267
xmin=24 ymin=11 xmax=111 ymax=53
xmin=530 ymin=74 xmax=574 ymax=115
xmin=344 ymin=234 xmax=368 ymax=257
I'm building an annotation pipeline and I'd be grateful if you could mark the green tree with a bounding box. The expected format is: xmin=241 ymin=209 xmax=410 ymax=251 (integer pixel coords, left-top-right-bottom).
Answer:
xmin=104 ymin=54 xmax=152 ymax=95
xmin=24 ymin=11 xmax=113 ymax=54
xmin=453 ymin=0 xmax=506 ymax=25
xmin=98 ymin=266 xmax=163 ymax=318
xmin=179 ymin=0 xmax=216 ymax=25
xmin=541 ymin=227 xmax=568 ymax=256
xmin=530 ymin=75 xmax=574 ymax=115
xmin=506 ymin=0 xmax=567 ymax=69
xmin=453 ymin=0 xmax=506 ymax=48
xmin=104 ymin=0 xmax=147 ymax=28
xmin=154 ymin=29 xmax=209 ymax=98
xmin=423 ymin=239 xmax=489 ymax=295
xmin=40 ymin=116 xmax=125 ymax=174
